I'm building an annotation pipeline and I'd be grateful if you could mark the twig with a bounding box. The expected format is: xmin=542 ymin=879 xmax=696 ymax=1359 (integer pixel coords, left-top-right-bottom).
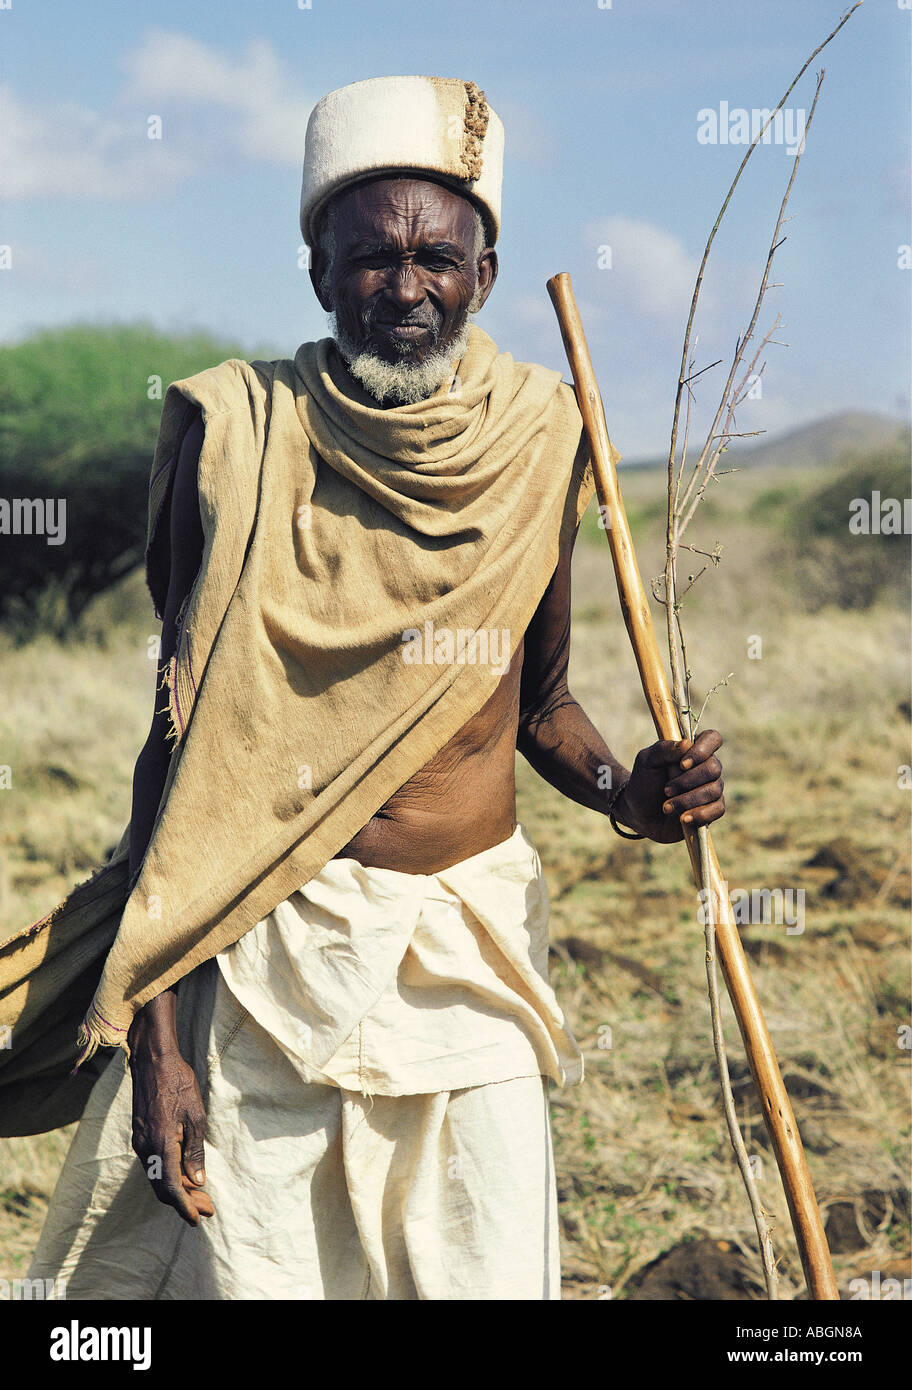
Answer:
xmin=666 ymin=1 xmax=864 ymax=485
xmin=692 ymin=673 xmax=734 ymax=737
xmin=660 ymin=2 xmax=864 ymax=1298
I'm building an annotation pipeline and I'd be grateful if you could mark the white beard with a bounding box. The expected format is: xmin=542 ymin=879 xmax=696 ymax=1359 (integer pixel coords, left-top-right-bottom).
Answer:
xmin=327 ymin=310 xmax=472 ymax=406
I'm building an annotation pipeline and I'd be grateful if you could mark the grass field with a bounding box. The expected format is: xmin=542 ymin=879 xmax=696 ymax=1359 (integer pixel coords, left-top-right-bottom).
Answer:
xmin=1 ymin=457 xmax=909 ymax=1300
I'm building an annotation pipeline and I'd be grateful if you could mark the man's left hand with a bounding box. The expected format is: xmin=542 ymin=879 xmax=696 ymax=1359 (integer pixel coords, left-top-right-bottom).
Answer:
xmin=612 ymin=730 xmax=725 ymax=844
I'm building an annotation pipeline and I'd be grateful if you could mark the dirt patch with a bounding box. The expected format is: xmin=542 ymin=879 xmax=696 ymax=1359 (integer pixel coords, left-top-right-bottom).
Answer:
xmin=739 ymin=935 xmax=787 ymax=963
xmin=825 ymin=1190 xmax=910 ymax=1254
xmin=552 ymin=935 xmax=666 ymax=996
xmin=801 ymin=838 xmax=882 ymax=902
xmin=627 ymin=1237 xmax=758 ymax=1300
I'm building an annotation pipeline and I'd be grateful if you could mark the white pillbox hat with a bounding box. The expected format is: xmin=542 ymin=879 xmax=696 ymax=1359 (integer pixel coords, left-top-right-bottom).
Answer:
xmin=299 ymin=75 xmax=505 ymax=248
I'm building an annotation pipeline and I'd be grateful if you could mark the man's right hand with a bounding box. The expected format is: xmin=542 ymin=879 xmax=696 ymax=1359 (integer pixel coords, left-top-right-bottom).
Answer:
xmin=125 ymin=410 xmax=212 ymax=1228
xmin=128 ymin=993 xmax=214 ymax=1226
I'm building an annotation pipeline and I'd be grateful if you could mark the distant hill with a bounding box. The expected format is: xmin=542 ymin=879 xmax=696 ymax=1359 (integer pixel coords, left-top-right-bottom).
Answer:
xmin=623 ymin=410 xmax=909 ymax=470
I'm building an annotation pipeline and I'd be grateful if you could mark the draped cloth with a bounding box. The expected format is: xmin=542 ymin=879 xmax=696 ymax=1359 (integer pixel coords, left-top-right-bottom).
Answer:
xmin=0 ymin=322 xmax=595 ymax=1126
xmin=217 ymin=823 xmax=583 ymax=1095
xmin=26 ymin=825 xmax=579 ymax=1300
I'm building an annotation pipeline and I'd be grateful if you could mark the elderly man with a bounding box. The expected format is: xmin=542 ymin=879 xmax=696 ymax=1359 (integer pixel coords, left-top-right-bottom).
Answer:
xmin=26 ymin=76 xmax=724 ymax=1301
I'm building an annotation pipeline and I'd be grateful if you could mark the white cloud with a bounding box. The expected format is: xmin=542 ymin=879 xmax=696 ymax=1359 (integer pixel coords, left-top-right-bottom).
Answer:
xmin=0 ymin=84 xmax=195 ymax=200
xmin=119 ymin=30 xmax=314 ymax=165
xmin=510 ymin=292 xmax=558 ymax=328
xmin=2 ymin=242 xmax=103 ymax=293
xmin=0 ymin=31 xmax=313 ymax=203
xmin=494 ymin=98 xmax=558 ymax=168
xmin=488 ymin=217 xmax=786 ymax=457
xmin=582 ymin=216 xmax=706 ymax=325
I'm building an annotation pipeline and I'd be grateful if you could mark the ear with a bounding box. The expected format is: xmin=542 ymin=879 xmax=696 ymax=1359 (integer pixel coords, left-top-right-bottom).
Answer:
xmin=469 ymin=247 xmax=498 ymax=313
xmin=309 ymin=245 xmax=333 ymax=311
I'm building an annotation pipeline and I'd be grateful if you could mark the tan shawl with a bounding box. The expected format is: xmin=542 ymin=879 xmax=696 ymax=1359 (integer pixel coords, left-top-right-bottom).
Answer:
xmin=2 ymin=322 xmax=595 ymax=1107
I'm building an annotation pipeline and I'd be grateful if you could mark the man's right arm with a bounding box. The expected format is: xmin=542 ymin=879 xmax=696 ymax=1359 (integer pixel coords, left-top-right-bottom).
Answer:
xmin=128 ymin=409 xmax=205 ymax=887
xmin=125 ymin=408 xmax=214 ymax=1226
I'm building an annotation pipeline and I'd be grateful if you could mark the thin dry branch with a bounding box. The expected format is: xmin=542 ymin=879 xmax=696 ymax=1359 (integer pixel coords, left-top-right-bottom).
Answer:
xmin=678 ymin=71 xmax=826 ymax=536
xmin=659 ymin=2 xmax=865 ymax=1299
xmin=666 ymin=1 xmax=864 ymax=486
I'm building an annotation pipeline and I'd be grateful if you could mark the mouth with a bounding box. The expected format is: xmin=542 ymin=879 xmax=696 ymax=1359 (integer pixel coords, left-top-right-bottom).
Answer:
xmin=374 ymin=322 xmax=432 ymax=340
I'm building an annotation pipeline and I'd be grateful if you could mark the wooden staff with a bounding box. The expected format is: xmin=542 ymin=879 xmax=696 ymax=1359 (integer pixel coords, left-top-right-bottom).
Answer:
xmin=547 ymin=271 xmax=838 ymax=1301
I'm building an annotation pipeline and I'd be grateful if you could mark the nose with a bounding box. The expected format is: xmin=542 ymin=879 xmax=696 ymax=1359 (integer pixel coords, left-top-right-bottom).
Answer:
xmin=381 ymin=264 xmax=425 ymax=316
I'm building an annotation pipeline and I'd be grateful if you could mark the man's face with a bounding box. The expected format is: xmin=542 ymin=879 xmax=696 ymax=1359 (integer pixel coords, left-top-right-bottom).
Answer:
xmin=310 ymin=176 xmax=497 ymax=370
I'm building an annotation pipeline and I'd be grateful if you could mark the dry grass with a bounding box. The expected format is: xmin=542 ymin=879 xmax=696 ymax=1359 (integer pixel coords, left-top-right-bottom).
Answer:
xmin=1 ymin=463 xmax=909 ymax=1299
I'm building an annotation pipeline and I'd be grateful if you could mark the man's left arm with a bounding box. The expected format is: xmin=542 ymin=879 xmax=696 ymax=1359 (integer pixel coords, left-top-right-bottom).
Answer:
xmin=516 ymin=523 xmax=725 ymax=844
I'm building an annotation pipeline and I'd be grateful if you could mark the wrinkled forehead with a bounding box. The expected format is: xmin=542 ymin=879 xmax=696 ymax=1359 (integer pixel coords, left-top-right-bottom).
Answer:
xmin=328 ymin=175 xmax=479 ymax=248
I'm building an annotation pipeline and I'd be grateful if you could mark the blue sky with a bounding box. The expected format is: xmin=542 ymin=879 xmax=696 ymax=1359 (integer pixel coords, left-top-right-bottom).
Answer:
xmin=2 ymin=0 xmax=908 ymax=457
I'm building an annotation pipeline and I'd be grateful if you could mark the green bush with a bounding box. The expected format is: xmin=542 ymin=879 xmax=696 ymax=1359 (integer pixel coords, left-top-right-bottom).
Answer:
xmin=783 ymin=437 xmax=911 ymax=610
xmin=0 ymin=323 xmax=250 ymax=640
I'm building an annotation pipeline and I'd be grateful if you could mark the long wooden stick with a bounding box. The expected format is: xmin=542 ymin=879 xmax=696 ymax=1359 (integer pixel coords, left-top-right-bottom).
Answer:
xmin=547 ymin=271 xmax=838 ymax=1301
